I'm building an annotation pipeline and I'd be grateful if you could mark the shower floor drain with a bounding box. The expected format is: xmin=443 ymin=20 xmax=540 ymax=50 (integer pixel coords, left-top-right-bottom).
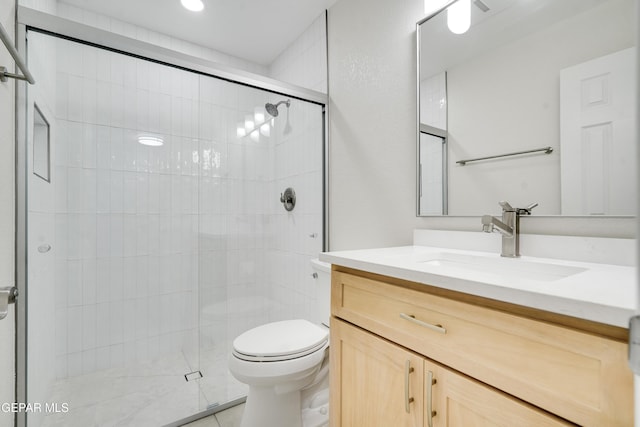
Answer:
xmin=184 ymin=371 xmax=203 ymax=382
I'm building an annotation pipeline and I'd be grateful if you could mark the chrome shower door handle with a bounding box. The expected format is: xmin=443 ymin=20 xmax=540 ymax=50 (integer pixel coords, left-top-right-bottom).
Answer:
xmin=0 ymin=286 xmax=19 ymax=320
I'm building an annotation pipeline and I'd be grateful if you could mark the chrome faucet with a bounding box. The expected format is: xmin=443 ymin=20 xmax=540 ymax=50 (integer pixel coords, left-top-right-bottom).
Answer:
xmin=481 ymin=201 xmax=537 ymax=257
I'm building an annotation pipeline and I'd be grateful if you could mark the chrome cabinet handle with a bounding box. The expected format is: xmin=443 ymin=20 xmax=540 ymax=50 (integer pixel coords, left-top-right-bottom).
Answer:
xmin=426 ymin=370 xmax=437 ymax=427
xmin=400 ymin=313 xmax=446 ymax=334
xmin=404 ymin=360 xmax=415 ymax=413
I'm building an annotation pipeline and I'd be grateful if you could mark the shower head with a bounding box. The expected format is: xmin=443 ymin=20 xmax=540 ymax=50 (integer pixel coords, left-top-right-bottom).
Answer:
xmin=265 ymin=99 xmax=291 ymax=117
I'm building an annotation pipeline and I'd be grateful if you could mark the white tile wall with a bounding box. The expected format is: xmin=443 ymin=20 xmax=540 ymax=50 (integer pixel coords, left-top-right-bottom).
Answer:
xmin=47 ymin=35 xmax=204 ymax=380
xmin=32 ymin=24 xmax=325 ymax=400
xmin=262 ymin=11 xmax=327 ymax=329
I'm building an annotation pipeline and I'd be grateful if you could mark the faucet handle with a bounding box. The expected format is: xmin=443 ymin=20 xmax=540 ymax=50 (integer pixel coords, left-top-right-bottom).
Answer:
xmin=498 ymin=200 xmax=514 ymax=212
xmin=516 ymin=203 xmax=538 ymax=215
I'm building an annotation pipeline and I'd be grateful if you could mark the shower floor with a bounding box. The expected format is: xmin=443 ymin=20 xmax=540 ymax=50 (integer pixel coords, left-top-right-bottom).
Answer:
xmin=40 ymin=348 xmax=245 ymax=427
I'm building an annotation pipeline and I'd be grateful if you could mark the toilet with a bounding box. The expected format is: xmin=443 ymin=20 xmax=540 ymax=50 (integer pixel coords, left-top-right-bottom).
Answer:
xmin=228 ymin=258 xmax=331 ymax=427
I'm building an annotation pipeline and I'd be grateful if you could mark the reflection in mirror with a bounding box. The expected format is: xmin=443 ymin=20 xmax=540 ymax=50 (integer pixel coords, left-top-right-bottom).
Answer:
xmin=419 ymin=126 xmax=447 ymax=215
xmin=33 ymin=104 xmax=50 ymax=182
xmin=417 ymin=0 xmax=637 ymax=216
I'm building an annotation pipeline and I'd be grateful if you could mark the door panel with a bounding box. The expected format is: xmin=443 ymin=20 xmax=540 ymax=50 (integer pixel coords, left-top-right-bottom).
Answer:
xmin=330 ymin=318 xmax=424 ymax=427
xmin=425 ymin=359 xmax=575 ymax=427
xmin=560 ymin=47 xmax=636 ymax=215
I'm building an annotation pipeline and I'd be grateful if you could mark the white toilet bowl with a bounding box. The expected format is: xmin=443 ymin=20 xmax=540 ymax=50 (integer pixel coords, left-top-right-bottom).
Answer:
xmin=228 ymin=258 xmax=332 ymax=427
xmin=229 ymin=319 xmax=329 ymax=427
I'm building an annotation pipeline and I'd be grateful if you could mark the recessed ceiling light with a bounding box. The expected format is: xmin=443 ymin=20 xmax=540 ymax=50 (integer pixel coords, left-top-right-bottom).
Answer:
xmin=181 ymin=0 xmax=204 ymax=12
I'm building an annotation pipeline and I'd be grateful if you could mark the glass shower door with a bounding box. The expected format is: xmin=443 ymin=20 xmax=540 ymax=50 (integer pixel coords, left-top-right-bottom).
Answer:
xmin=25 ymin=31 xmax=203 ymax=427
xmin=194 ymin=74 xmax=326 ymax=411
xmin=23 ymin=26 xmax=326 ymax=427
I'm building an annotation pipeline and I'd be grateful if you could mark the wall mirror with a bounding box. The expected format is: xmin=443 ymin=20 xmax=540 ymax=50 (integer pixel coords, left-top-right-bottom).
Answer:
xmin=417 ymin=0 xmax=637 ymax=216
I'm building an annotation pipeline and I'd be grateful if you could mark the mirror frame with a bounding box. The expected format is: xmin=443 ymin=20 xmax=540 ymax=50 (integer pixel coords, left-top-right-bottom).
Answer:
xmin=416 ymin=0 xmax=457 ymax=217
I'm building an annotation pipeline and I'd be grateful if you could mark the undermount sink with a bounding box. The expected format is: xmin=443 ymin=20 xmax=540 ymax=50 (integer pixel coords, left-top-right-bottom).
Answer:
xmin=414 ymin=252 xmax=588 ymax=282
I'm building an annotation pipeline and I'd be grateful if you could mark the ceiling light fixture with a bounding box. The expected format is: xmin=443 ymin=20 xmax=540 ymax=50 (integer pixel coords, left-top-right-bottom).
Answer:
xmin=138 ymin=136 xmax=164 ymax=146
xmin=181 ymin=0 xmax=204 ymax=12
xmin=447 ymin=0 xmax=471 ymax=34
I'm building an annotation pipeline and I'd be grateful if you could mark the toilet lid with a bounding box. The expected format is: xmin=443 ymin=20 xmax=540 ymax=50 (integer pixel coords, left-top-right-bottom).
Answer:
xmin=233 ymin=319 xmax=329 ymax=361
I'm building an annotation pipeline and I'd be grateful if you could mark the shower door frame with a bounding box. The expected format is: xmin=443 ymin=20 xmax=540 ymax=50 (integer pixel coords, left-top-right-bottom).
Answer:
xmin=15 ymin=7 xmax=329 ymax=427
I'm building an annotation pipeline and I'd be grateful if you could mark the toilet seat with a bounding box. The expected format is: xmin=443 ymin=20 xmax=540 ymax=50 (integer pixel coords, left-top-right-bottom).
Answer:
xmin=233 ymin=319 xmax=329 ymax=362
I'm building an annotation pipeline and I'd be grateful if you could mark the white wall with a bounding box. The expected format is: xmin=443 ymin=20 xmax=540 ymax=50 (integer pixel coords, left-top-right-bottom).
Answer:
xmin=420 ymin=72 xmax=446 ymax=129
xmin=328 ymin=0 xmax=424 ymax=250
xmin=327 ymin=0 xmax=637 ymax=251
xmin=269 ymin=12 xmax=328 ymax=94
xmin=0 ymin=2 xmax=16 ymax=426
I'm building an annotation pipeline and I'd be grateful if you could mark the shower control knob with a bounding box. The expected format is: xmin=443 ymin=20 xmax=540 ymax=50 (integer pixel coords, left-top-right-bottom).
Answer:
xmin=279 ymin=187 xmax=296 ymax=212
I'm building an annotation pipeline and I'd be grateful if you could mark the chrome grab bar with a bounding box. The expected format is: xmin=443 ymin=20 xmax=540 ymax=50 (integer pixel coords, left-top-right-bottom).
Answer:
xmin=456 ymin=146 xmax=553 ymax=166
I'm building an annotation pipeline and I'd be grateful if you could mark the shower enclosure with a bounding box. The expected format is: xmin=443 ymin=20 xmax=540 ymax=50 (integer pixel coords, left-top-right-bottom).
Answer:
xmin=17 ymin=17 xmax=326 ymax=427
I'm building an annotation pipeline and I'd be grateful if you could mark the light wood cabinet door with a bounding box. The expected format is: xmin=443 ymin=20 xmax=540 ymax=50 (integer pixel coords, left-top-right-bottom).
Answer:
xmin=330 ymin=318 xmax=424 ymax=427
xmin=424 ymin=358 xmax=576 ymax=427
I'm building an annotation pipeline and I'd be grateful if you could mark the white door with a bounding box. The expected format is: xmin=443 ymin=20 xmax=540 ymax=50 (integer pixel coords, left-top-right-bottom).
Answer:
xmin=560 ymin=47 xmax=636 ymax=215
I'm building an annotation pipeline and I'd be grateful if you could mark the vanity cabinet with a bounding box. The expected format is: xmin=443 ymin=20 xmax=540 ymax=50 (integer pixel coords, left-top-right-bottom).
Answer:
xmin=329 ymin=267 xmax=632 ymax=427
xmin=332 ymin=318 xmax=573 ymax=426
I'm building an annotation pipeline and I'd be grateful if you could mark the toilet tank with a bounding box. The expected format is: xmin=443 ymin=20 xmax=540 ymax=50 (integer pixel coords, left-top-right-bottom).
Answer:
xmin=310 ymin=258 xmax=331 ymax=327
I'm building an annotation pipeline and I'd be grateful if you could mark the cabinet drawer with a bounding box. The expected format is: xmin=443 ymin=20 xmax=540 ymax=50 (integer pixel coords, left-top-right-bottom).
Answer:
xmin=332 ymin=270 xmax=632 ymax=427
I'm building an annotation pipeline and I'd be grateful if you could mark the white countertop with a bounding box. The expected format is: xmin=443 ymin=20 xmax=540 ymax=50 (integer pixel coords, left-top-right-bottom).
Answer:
xmin=320 ymin=244 xmax=637 ymax=328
